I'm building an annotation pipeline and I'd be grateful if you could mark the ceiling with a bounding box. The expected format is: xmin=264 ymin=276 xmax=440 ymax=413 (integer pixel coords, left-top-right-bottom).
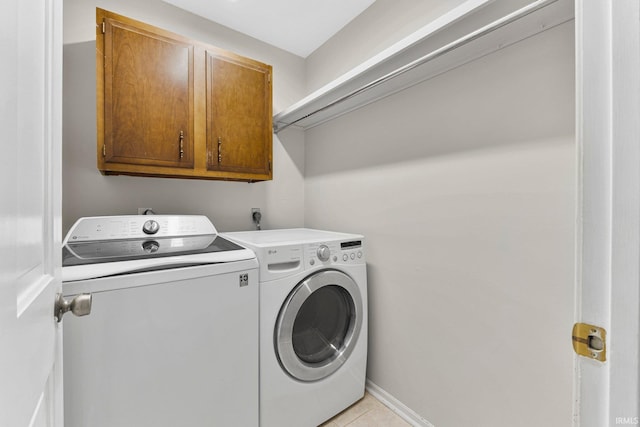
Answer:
xmin=161 ymin=0 xmax=376 ymax=58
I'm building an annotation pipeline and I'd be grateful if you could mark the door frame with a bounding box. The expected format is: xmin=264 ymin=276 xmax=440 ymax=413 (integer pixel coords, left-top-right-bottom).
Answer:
xmin=574 ymin=0 xmax=640 ymax=425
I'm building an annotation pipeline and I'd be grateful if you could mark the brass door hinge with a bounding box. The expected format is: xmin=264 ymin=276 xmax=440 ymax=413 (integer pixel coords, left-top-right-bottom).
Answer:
xmin=101 ymin=21 xmax=105 ymax=34
xmin=572 ymin=323 xmax=606 ymax=362
xmin=102 ymin=144 xmax=106 ymax=157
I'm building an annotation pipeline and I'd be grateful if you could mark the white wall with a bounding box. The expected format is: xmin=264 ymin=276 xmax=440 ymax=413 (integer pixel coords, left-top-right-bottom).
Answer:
xmin=62 ymin=0 xmax=306 ymax=235
xmin=304 ymin=20 xmax=575 ymax=427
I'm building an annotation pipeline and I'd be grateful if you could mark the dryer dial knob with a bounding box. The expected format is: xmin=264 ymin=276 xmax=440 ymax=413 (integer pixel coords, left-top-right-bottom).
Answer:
xmin=142 ymin=219 xmax=160 ymax=235
xmin=317 ymin=245 xmax=331 ymax=262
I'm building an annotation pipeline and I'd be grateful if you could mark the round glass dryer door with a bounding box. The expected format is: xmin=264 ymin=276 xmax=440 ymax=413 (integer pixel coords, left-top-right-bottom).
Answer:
xmin=275 ymin=269 xmax=363 ymax=382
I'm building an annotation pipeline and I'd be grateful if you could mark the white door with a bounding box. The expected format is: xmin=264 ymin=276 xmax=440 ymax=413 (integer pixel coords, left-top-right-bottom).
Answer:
xmin=575 ymin=0 xmax=640 ymax=425
xmin=0 ymin=0 xmax=63 ymax=426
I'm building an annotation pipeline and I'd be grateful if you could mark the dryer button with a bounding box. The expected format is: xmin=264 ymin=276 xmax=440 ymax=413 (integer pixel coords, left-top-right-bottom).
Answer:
xmin=343 ymin=254 xmax=348 ymax=262
xmin=310 ymin=259 xmax=315 ymax=266
xmin=350 ymin=253 xmax=356 ymax=260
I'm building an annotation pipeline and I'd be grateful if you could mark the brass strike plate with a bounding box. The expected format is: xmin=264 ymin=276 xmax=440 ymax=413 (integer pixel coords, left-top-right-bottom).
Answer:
xmin=572 ymin=323 xmax=606 ymax=362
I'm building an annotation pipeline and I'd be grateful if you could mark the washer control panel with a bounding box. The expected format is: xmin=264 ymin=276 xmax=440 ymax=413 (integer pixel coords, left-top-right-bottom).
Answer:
xmin=64 ymin=215 xmax=218 ymax=243
xmin=306 ymin=239 xmax=364 ymax=267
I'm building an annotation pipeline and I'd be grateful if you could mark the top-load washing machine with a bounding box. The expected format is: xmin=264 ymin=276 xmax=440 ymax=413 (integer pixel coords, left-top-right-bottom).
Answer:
xmin=62 ymin=215 xmax=259 ymax=427
xmin=223 ymin=228 xmax=367 ymax=427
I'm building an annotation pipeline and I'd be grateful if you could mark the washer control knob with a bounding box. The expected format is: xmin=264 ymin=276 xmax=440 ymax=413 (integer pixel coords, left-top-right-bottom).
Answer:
xmin=317 ymin=245 xmax=331 ymax=262
xmin=142 ymin=240 xmax=160 ymax=253
xmin=142 ymin=219 xmax=160 ymax=235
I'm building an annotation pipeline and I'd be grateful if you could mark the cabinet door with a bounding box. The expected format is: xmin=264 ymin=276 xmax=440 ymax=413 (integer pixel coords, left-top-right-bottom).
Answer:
xmin=206 ymin=52 xmax=272 ymax=176
xmin=102 ymin=18 xmax=194 ymax=168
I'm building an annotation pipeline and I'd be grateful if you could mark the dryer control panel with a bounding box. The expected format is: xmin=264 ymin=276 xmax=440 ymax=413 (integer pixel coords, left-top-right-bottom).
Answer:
xmin=220 ymin=228 xmax=365 ymax=282
xmin=305 ymin=239 xmax=365 ymax=267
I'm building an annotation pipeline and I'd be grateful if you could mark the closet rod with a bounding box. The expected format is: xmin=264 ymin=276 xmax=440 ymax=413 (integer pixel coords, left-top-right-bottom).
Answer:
xmin=275 ymin=0 xmax=559 ymax=133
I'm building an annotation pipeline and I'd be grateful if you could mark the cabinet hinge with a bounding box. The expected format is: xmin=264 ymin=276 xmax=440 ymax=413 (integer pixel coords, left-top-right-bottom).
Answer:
xmin=101 ymin=21 xmax=106 ymax=34
xmin=267 ymin=74 xmax=271 ymax=84
xmin=102 ymin=144 xmax=106 ymax=157
xmin=572 ymin=323 xmax=606 ymax=362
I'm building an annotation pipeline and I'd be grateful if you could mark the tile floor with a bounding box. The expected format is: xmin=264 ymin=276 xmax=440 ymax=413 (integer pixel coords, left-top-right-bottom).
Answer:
xmin=320 ymin=392 xmax=411 ymax=427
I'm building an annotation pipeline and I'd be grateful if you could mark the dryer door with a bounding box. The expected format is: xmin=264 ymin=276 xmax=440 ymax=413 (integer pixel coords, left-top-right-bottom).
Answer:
xmin=275 ymin=269 xmax=363 ymax=382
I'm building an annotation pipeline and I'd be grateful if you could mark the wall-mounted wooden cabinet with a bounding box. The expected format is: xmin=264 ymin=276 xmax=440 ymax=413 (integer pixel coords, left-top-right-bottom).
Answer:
xmin=97 ymin=9 xmax=272 ymax=182
xmin=206 ymin=51 xmax=272 ymax=176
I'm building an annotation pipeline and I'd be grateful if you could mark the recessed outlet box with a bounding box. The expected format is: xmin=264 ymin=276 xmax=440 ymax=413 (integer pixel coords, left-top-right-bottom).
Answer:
xmin=251 ymin=208 xmax=262 ymax=230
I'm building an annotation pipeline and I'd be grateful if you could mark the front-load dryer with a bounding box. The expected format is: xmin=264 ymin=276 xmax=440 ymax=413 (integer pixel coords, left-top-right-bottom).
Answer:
xmin=223 ymin=228 xmax=368 ymax=427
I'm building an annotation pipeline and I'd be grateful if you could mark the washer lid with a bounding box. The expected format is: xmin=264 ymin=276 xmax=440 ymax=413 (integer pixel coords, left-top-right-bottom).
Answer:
xmin=61 ymin=215 xmax=256 ymax=282
xmin=63 ymin=235 xmax=243 ymax=266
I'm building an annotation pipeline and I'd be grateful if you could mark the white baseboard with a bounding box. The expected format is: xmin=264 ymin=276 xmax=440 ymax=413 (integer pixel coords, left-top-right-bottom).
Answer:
xmin=365 ymin=379 xmax=435 ymax=427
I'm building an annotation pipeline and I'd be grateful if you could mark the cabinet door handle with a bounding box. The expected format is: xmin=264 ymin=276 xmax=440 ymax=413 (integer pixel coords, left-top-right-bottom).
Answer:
xmin=217 ymin=137 xmax=222 ymax=164
xmin=179 ymin=131 xmax=184 ymax=159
